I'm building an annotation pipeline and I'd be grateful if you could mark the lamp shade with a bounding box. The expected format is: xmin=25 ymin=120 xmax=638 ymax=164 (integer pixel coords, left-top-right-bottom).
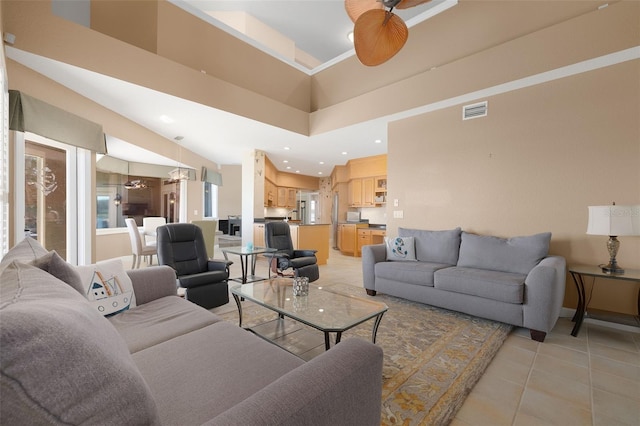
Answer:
xmin=587 ymin=205 xmax=640 ymax=236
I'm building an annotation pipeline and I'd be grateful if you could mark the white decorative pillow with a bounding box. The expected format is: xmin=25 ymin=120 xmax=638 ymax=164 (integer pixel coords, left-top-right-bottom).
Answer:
xmin=75 ymin=259 xmax=136 ymax=317
xmin=385 ymin=236 xmax=417 ymax=261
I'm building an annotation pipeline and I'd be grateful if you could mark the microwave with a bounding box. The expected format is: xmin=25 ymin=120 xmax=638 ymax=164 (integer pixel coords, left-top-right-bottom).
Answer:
xmin=346 ymin=212 xmax=361 ymax=222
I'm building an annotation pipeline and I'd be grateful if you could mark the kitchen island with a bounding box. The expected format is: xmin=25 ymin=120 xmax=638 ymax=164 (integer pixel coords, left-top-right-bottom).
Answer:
xmin=254 ymin=221 xmax=331 ymax=265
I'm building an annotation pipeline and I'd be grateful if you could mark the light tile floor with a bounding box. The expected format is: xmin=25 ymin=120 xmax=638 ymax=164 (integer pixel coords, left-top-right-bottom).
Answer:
xmin=134 ymin=247 xmax=640 ymax=426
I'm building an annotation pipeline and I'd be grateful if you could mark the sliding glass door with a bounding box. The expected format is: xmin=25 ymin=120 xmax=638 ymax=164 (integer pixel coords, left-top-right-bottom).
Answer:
xmin=13 ymin=132 xmax=91 ymax=264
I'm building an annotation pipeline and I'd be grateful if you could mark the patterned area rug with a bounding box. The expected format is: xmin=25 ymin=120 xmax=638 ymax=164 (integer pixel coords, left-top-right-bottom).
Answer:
xmin=220 ymin=283 xmax=512 ymax=426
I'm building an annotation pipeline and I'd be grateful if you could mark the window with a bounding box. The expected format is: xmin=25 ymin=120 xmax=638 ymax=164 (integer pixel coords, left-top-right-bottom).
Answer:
xmin=203 ymin=182 xmax=218 ymax=218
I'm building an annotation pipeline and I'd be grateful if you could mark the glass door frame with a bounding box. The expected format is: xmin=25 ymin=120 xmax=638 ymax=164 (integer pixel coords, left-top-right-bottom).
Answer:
xmin=12 ymin=131 xmax=92 ymax=265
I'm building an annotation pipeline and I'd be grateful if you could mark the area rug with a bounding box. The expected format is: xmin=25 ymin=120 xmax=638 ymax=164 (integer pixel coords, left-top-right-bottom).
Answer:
xmin=219 ymin=283 xmax=512 ymax=426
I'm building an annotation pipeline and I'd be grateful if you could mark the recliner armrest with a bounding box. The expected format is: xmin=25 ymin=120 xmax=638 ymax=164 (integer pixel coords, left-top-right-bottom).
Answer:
xmin=264 ymin=252 xmax=290 ymax=260
xmin=207 ymin=259 xmax=232 ymax=272
xmin=293 ymin=249 xmax=317 ymax=257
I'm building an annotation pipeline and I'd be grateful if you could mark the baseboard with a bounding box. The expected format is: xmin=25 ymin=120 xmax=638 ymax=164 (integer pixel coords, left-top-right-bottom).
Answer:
xmin=560 ymin=307 xmax=640 ymax=334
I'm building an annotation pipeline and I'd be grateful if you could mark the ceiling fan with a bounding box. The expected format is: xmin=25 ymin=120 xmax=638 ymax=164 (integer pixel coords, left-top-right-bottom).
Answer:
xmin=345 ymin=0 xmax=432 ymax=66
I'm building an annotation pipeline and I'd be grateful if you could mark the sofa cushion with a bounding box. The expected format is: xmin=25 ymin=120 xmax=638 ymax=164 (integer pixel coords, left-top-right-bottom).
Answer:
xmin=0 ymin=236 xmax=48 ymax=274
xmin=385 ymin=236 xmax=417 ymax=261
xmin=0 ymin=261 xmax=160 ymax=425
xmin=108 ymin=295 xmax=222 ymax=353
xmin=457 ymin=231 xmax=551 ymax=275
xmin=133 ymin=321 xmax=305 ymax=426
xmin=30 ymin=250 xmax=85 ymax=295
xmin=375 ymin=261 xmax=451 ymax=287
xmin=434 ymin=266 xmax=526 ymax=304
xmin=398 ymin=227 xmax=462 ymax=265
xmin=75 ymin=259 xmax=137 ymax=316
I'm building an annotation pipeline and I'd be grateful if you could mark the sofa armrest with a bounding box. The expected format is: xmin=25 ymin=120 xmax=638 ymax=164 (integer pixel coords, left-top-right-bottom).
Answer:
xmin=205 ymin=338 xmax=383 ymax=426
xmin=362 ymin=244 xmax=386 ymax=292
xmin=522 ymin=255 xmax=566 ymax=334
xmin=126 ymin=265 xmax=177 ymax=305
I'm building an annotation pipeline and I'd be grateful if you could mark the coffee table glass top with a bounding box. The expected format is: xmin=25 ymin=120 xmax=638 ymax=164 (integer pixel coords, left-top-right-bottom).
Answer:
xmin=221 ymin=245 xmax=277 ymax=255
xmin=230 ymin=278 xmax=388 ymax=332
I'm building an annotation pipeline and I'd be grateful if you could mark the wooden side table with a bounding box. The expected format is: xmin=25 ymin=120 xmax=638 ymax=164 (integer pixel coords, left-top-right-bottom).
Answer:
xmin=569 ymin=265 xmax=640 ymax=336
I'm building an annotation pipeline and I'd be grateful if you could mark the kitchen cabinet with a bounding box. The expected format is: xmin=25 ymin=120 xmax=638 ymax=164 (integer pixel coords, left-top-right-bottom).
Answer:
xmin=357 ymin=228 xmax=386 ymax=257
xmin=264 ymin=180 xmax=276 ymax=207
xmin=277 ymin=187 xmax=287 ymax=207
xmin=277 ymin=187 xmax=298 ymax=208
xmin=253 ymin=223 xmax=265 ymax=247
xmin=338 ymin=223 xmax=368 ymax=256
xmin=374 ymin=176 xmax=387 ymax=205
xmin=295 ymin=224 xmax=330 ymax=265
xmin=348 ymin=178 xmax=374 ymax=207
xmin=289 ymin=223 xmax=298 ymax=249
xmin=286 ymin=188 xmax=297 ymax=208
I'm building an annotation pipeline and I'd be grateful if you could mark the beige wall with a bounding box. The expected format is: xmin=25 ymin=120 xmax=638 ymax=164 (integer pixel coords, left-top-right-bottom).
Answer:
xmin=387 ymin=60 xmax=640 ymax=315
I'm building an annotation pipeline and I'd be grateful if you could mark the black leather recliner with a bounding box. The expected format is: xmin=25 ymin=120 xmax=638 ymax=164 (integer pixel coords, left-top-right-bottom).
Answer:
xmin=157 ymin=223 xmax=231 ymax=309
xmin=264 ymin=221 xmax=319 ymax=282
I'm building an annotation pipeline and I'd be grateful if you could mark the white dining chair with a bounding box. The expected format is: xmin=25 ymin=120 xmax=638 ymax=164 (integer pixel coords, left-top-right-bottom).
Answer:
xmin=125 ymin=218 xmax=157 ymax=269
xmin=142 ymin=216 xmax=166 ymax=245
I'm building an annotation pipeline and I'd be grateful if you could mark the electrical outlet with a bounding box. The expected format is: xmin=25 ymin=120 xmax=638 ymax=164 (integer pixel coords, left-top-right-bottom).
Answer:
xmin=194 ymin=210 xmax=198 ymax=216
xmin=393 ymin=210 xmax=404 ymax=219
xmin=393 ymin=199 xmax=399 ymax=207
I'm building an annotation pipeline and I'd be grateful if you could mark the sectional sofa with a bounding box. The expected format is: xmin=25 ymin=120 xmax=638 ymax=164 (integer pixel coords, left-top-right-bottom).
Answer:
xmin=363 ymin=228 xmax=566 ymax=342
xmin=1 ymin=237 xmax=383 ymax=425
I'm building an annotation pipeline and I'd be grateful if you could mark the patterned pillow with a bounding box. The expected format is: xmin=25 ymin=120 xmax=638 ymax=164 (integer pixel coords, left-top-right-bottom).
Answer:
xmin=385 ymin=236 xmax=417 ymax=261
xmin=75 ymin=259 xmax=136 ymax=317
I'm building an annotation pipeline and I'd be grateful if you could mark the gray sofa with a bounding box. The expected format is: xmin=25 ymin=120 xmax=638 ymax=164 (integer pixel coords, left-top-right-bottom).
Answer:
xmin=363 ymin=228 xmax=566 ymax=342
xmin=1 ymin=238 xmax=383 ymax=425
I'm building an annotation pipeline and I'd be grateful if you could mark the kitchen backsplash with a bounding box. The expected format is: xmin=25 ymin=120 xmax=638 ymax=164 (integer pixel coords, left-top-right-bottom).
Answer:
xmin=359 ymin=207 xmax=386 ymax=224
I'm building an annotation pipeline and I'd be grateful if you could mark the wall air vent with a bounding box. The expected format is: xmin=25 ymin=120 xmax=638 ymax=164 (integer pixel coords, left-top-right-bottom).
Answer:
xmin=462 ymin=101 xmax=488 ymax=120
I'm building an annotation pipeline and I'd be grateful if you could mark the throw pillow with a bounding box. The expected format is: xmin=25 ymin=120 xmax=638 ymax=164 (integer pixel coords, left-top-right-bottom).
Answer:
xmin=0 ymin=261 xmax=160 ymax=425
xmin=385 ymin=236 xmax=417 ymax=261
xmin=457 ymin=231 xmax=551 ymax=275
xmin=30 ymin=251 xmax=85 ymax=295
xmin=75 ymin=259 xmax=136 ymax=317
xmin=399 ymin=227 xmax=462 ymax=264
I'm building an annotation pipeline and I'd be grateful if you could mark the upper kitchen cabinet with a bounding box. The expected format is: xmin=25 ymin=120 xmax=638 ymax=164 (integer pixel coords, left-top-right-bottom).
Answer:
xmin=276 ymin=187 xmax=297 ymax=208
xmin=263 ymin=156 xmax=320 ymax=208
xmin=344 ymin=155 xmax=387 ymax=207
xmin=349 ymin=177 xmax=375 ymax=207
xmin=374 ymin=177 xmax=387 ymax=205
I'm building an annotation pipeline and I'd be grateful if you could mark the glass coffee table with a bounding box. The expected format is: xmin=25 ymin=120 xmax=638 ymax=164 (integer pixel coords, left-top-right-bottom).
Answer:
xmin=230 ymin=278 xmax=388 ymax=351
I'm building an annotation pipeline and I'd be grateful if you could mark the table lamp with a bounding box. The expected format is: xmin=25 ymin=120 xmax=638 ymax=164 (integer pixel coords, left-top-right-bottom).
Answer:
xmin=587 ymin=204 xmax=640 ymax=274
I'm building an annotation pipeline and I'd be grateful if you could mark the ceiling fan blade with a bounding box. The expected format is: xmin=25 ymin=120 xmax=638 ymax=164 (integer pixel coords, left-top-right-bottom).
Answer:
xmin=396 ymin=0 xmax=433 ymax=9
xmin=354 ymin=9 xmax=408 ymax=66
xmin=344 ymin=0 xmax=383 ymax=23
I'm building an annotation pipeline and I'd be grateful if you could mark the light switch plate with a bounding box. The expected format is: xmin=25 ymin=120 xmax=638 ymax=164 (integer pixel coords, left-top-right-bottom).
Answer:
xmin=393 ymin=210 xmax=403 ymax=219
xmin=393 ymin=199 xmax=399 ymax=207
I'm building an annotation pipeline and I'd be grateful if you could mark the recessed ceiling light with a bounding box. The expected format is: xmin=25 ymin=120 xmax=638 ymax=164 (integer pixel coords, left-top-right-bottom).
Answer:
xmin=160 ymin=115 xmax=174 ymax=124
xmin=295 ymin=170 xmax=300 ymax=173
xmin=283 ymin=160 xmax=288 ymax=163
xmin=286 ymin=166 xmax=291 ymax=169
xmin=284 ymin=146 xmax=290 ymax=150
xmin=342 ymin=151 xmax=348 ymax=155
xmin=318 ymin=172 xmax=323 ymax=175
xmin=374 ymin=139 xmax=382 ymax=144
xmin=319 ymin=161 xmax=324 ymax=165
